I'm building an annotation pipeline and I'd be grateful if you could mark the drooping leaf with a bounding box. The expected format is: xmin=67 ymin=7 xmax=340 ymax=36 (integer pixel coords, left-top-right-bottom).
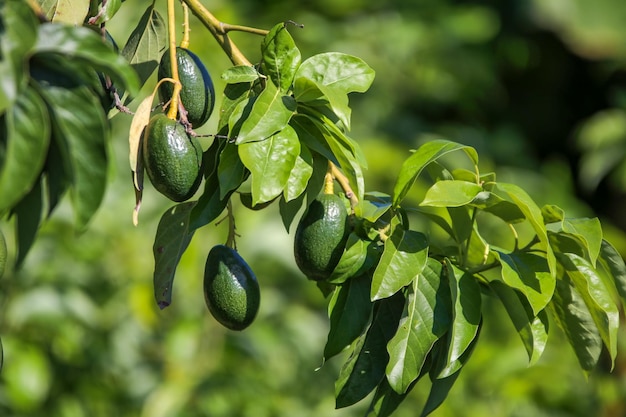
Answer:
xmin=294 ymin=52 xmax=375 ymax=129
xmin=365 ymin=377 xmax=415 ymax=417
xmin=239 ymin=124 xmax=300 ymax=205
xmin=490 ymin=281 xmax=549 ymax=365
xmin=559 ymin=217 xmax=603 ymax=266
xmin=0 ymin=87 xmax=50 ymax=214
xmin=493 ymin=251 xmax=555 ymax=315
xmin=283 ymin=143 xmax=314 ymax=202
xmin=0 ymin=0 xmax=39 ymax=113
xmin=335 ymin=293 xmax=405 ymax=409
xmin=386 ymin=258 xmax=452 ymax=394
xmin=324 ymin=274 xmax=373 ymax=360
xmin=128 ymin=92 xmax=154 ymax=190
xmin=290 ymin=114 xmax=340 ymax=166
xmin=420 ymin=180 xmax=483 ymax=208
xmin=233 ymin=80 xmax=296 ymax=144
xmin=371 ymin=227 xmax=429 ymax=300
xmin=42 ymin=134 xmax=71 ymax=217
xmin=121 ymin=4 xmax=166 ymax=88
xmin=13 ymin=179 xmax=43 ymax=268
xmin=261 ymin=23 xmax=301 ymax=91
xmin=558 ymin=253 xmax=619 ymax=368
xmin=393 ymin=140 xmax=478 ymax=208
xmin=153 ymin=202 xmax=196 ymax=309
xmin=328 ymin=233 xmax=375 ymax=285
xmin=598 ymin=239 xmax=626 ymax=304
xmin=441 ymin=264 xmax=481 ymax=371
xmin=218 ymin=82 xmax=253 ymax=132
xmin=550 ymin=273 xmax=603 ymax=371
xmin=217 ymin=143 xmax=247 ymax=199
xmin=35 ymin=23 xmax=140 ymax=95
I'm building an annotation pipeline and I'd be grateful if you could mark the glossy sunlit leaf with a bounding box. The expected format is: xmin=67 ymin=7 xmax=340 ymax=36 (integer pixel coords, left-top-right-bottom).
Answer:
xmin=294 ymin=52 xmax=375 ymax=129
xmin=386 ymin=259 xmax=452 ymax=394
xmin=493 ymin=251 xmax=555 ymax=315
xmin=324 ymin=274 xmax=373 ymax=360
xmin=420 ymin=180 xmax=483 ymax=207
xmin=0 ymin=87 xmax=50 ymax=214
xmin=559 ymin=253 xmax=619 ymax=368
xmin=371 ymin=227 xmax=429 ymax=300
xmin=233 ymin=80 xmax=296 ymax=144
xmin=219 ymin=82 xmax=253 ymax=132
xmin=444 ymin=264 xmax=481 ymax=367
xmin=239 ymin=124 xmax=300 ymax=205
xmin=393 ymin=140 xmax=478 ymax=208
xmin=0 ymin=1 xmax=38 ymax=113
xmin=153 ymin=202 xmax=195 ymax=309
xmin=121 ymin=4 xmax=166 ymax=88
xmin=550 ymin=273 xmax=602 ymax=371
xmin=496 ymin=182 xmax=556 ymax=276
xmin=335 ymin=293 xmax=405 ymax=408
xmin=261 ymin=23 xmax=301 ymax=91
xmin=490 ymin=281 xmax=549 ymax=365
xmin=221 ymin=66 xmax=260 ymax=84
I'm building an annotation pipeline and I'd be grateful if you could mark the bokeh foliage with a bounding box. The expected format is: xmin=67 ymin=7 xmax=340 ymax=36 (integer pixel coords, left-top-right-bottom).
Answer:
xmin=2 ymin=0 xmax=626 ymax=416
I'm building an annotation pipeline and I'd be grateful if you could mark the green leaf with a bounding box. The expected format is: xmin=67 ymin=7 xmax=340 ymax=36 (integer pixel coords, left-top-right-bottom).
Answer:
xmin=261 ymin=23 xmax=301 ymax=91
xmin=49 ymin=0 xmax=90 ymax=24
xmin=219 ymin=82 xmax=253 ymax=133
xmin=393 ymin=140 xmax=479 ymax=208
xmin=121 ymin=4 xmax=166 ymax=88
xmin=294 ymin=52 xmax=375 ymax=130
xmin=371 ymin=227 xmax=429 ymax=300
xmin=495 ymin=182 xmax=557 ymax=276
xmin=420 ymin=180 xmax=483 ymax=207
xmin=558 ymin=253 xmax=619 ymax=368
xmin=221 ymin=66 xmax=260 ymax=84
xmin=324 ymin=274 xmax=373 ymax=360
xmin=233 ymin=80 xmax=296 ymax=144
xmin=217 ymin=143 xmax=247 ymax=199
xmin=561 ymin=218 xmax=603 ymax=266
xmin=335 ymin=293 xmax=405 ymax=408
xmin=0 ymin=87 xmax=50 ymax=214
xmin=0 ymin=0 xmax=39 ymax=113
xmin=329 ymin=234 xmax=380 ymax=285
xmin=283 ymin=144 xmax=313 ymax=202
xmin=42 ymin=133 xmax=71 ymax=217
xmin=365 ymin=378 xmax=416 ymax=417
xmin=239 ymin=124 xmax=300 ymax=205
xmin=290 ymin=114 xmax=339 ymax=166
xmin=88 ymin=0 xmax=122 ymax=24
xmin=13 ymin=179 xmax=43 ymax=268
xmin=493 ymin=251 xmax=555 ymax=315
xmin=550 ymin=273 xmax=603 ymax=371
xmin=598 ymin=239 xmax=626 ymax=303
xmin=541 ymin=204 xmax=564 ymax=224
xmin=442 ymin=264 xmax=481 ymax=371
xmin=386 ymin=259 xmax=452 ymax=394
xmin=153 ymin=202 xmax=196 ymax=309
xmin=34 ymin=73 xmax=109 ymax=230
xmin=490 ymin=281 xmax=549 ymax=365
xmin=420 ymin=370 xmax=461 ymax=417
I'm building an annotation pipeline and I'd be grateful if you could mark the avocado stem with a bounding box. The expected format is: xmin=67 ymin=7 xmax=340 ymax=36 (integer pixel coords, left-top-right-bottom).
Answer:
xmin=181 ymin=2 xmax=191 ymax=49
xmin=224 ymin=199 xmax=239 ymax=250
xmin=166 ymin=0 xmax=182 ymax=120
xmin=324 ymin=162 xmax=334 ymax=195
xmin=328 ymin=162 xmax=359 ymax=210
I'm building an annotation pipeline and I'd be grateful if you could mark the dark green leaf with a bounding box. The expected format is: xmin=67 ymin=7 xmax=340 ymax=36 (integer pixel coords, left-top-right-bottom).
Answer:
xmin=325 ymin=274 xmax=373 ymax=360
xmin=218 ymin=82 xmax=253 ymax=132
xmin=598 ymin=239 xmax=626 ymax=303
xmin=386 ymin=259 xmax=452 ymax=394
xmin=335 ymin=293 xmax=405 ymax=408
xmin=365 ymin=377 xmax=420 ymax=417
xmin=0 ymin=0 xmax=39 ymax=113
xmin=0 ymin=87 xmax=50 ymax=214
xmin=42 ymin=132 xmax=71 ymax=217
xmin=490 ymin=281 xmax=549 ymax=365
xmin=35 ymin=23 xmax=140 ymax=95
xmin=13 ymin=179 xmax=43 ymax=268
xmin=261 ymin=23 xmax=301 ymax=91
xmin=393 ymin=140 xmax=478 ymax=208
xmin=121 ymin=4 xmax=166 ymax=88
xmin=284 ymin=143 xmax=313 ymax=202
xmin=420 ymin=370 xmax=461 ymax=417
xmin=328 ymin=233 xmax=378 ymax=285
xmin=493 ymin=251 xmax=555 ymax=315
xmin=550 ymin=274 xmax=603 ymax=371
xmin=153 ymin=202 xmax=196 ymax=309
xmin=558 ymin=253 xmax=619 ymax=367
xmin=233 ymin=80 xmax=296 ymax=144
xmin=239 ymin=124 xmax=300 ymax=205
xmin=541 ymin=204 xmax=564 ymax=224
xmin=217 ymin=143 xmax=247 ymax=199
xmin=420 ymin=180 xmax=483 ymax=207
xmin=294 ymin=52 xmax=375 ymax=130
xmin=290 ymin=114 xmax=339 ymax=166
xmin=371 ymin=227 xmax=429 ymax=300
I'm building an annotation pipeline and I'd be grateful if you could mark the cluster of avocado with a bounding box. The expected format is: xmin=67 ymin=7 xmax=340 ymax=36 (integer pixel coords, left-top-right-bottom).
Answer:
xmin=143 ymin=47 xmax=215 ymax=202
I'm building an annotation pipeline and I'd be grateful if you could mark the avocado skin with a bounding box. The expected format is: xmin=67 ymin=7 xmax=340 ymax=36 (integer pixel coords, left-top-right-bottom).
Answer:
xmin=158 ymin=47 xmax=215 ymax=128
xmin=204 ymin=245 xmax=260 ymax=331
xmin=143 ymin=114 xmax=203 ymax=202
xmin=294 ymin=194 xmax=349 ymax=281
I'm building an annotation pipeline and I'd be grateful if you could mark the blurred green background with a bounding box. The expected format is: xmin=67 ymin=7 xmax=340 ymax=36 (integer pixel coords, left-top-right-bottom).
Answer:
xmin=3 ymin=0 xmax=626 ymax=416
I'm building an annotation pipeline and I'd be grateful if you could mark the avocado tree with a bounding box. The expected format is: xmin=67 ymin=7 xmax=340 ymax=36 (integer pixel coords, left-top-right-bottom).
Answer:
xmin=2 ymin=1 xmax=626 ymax=416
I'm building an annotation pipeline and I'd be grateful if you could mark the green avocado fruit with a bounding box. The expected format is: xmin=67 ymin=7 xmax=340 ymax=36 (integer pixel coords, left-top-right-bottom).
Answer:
xmin=158 ymin=47 xmax=215 ymax=128
xmin=294 ymin=193 xmax=349 ymax=281
xmin=143 ymin=114 xmax=203 ymax=202
xmin=204 ymin=245 xmax=260 ymax=331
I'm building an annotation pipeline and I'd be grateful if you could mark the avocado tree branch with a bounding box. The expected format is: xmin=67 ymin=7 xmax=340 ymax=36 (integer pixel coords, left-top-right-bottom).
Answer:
xmin=166 ymin=0 xmax=182 ymax=120
xmin=329 ymin=162 xmax=359 ymax=209
xmin=180 ymin=0 xmax=256 ymax=66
